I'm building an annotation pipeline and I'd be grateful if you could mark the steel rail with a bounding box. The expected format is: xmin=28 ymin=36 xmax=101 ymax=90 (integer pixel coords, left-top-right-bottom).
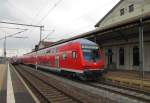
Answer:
xmin=14 ymin=65 xmax=83 ymax=103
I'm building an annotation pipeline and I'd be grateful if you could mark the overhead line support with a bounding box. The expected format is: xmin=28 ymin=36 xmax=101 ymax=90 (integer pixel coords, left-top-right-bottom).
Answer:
xmin=0 ymin=21 xmax=42 ymax=27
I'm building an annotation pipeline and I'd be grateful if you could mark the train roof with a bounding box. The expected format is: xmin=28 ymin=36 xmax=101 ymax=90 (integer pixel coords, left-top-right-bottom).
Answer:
xmin=25 ymin=39 xmax=97 ymax=55
xmin=71 ymin=39 xmax=97 ymax=45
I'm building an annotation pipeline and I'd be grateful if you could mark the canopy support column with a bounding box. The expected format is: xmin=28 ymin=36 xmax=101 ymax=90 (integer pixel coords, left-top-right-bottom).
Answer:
xmin=139 ymin=18 xmax=144 ymax=78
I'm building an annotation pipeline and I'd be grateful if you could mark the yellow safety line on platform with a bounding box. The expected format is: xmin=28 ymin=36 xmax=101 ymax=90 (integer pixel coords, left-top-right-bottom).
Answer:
xmin=7 ymin=63 xmax=16 ymax=103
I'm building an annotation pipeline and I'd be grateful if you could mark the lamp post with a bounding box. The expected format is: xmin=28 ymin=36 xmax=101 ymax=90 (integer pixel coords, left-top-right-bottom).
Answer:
xmin=3 ymin=34 xmax=6 ymax=64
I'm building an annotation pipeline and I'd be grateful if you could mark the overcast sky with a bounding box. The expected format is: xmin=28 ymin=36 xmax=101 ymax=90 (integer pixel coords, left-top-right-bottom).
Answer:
xmin=0 ymin=0 xmax=119 ymax=52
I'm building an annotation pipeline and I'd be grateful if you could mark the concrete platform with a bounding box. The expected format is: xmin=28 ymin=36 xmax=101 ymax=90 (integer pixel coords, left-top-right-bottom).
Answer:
xmin=103 ymin=70 xmax=150 ymax=91
xmin=0 ymin=63 xmax=37 ymax=103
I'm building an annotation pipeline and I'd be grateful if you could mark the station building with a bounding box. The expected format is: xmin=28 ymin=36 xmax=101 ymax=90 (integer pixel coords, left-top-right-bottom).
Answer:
xmin=93 ymin=0 xmax=150 ymax=71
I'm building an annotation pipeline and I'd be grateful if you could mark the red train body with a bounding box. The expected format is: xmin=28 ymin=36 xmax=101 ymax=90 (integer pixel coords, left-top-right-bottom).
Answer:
xmin=14 ymin=39 xmax=105 ymax=79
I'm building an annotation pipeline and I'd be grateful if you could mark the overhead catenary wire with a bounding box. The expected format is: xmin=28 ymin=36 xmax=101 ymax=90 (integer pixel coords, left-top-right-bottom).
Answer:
xmin=30 ymin=0 xmax=51 ymax=24
xmin=0 ymin=26 xmax=27 ymax=30
xmin=7 ymin=0 xmax=114 ymax=42
xmin=26 ymin=0 xmax=62 ymax=42
xmin=0 ymin=29 xmax=28 ymax=40
xmin=37 ymin=0 xmax=63 ymax=24
xmin=1 ymin=0 xmax=119 ymax=43
xmin=41 ymin=30 xmax=55 ymax=41
xmin=49 ymin=24 xmax=94 ymax=41
xmin=36 ymin=0 xmax=118 ymax=41
xmin=7 ymin=0 xmax=34 ymax=23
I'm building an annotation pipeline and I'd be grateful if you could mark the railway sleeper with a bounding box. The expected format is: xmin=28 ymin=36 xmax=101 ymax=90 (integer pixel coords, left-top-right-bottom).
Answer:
xmin=47 ymin=91 xmax=62 ymax=95
xmin=41 ymin=89 xmax=58 ymax=93
xmin=53 ymin=99 xmax=77 ymax=103
xmin=45 ymin=92 xmax=62 ymax=96
xmin=50 ymin=96 xmax=71 ymax=101
xmin=42 ymin=93 xmax=59 ymax=97
xmin=50 ymin=99 xmax=73 ymax=103
xmin=47 ymin=94 xmax=67 ymax=98
xmin=40 ymin=89 xmax=55 ymax=93
xmin=20 ymin=71 xmax=78 ymax=103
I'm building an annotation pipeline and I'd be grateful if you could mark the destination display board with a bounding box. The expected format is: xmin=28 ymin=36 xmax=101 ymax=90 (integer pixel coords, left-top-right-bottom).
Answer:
xmin=81 ymin=45 xmax=99 ymax=49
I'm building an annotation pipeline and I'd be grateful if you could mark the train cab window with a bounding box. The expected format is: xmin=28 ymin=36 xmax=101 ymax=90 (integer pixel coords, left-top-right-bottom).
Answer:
xmin=119 ymin=48 xmax=124 ymax=65
xmin=72 ymin=51 xmax=77 ymax=59
xmin=83 ymin=48 xmax=100 ymax=62
xmin=62 ymin=53 xmax=67 ymax=60
xmin=133 ymin=46 xmax=139 ymax=66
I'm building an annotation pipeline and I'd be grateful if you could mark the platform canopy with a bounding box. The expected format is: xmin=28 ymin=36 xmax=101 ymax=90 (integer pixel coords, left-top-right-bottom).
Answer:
xmin=47 ymin=15 xmax=150 ymax=48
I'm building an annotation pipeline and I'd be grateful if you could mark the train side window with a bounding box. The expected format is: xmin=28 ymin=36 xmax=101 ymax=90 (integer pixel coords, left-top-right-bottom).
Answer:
xmin=119 ymin=48 xmax=124 ymax=65
xmin=56 ymin=48 xmax=58 ymax=53
xmin=133 ymin=46 xmax=139 ymax=66
xmin=46 ymin=49 xmax=51 ymax=54
xmin=62 ymin=53 xmax=67 ymax=60
xmin=72 ymin=51 xmax=77 ymax=59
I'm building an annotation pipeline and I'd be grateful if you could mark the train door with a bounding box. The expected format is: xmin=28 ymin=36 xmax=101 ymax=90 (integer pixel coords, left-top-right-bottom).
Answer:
xmin=55 ymin=55 xmax=59 ymax=68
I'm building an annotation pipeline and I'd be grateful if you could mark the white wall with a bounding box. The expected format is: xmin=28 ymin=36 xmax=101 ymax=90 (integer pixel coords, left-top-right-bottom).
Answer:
xmin=0 ymin=49 xmax=3 ymax=56
xmin=98 ymin=0 xmax=150 ymax=28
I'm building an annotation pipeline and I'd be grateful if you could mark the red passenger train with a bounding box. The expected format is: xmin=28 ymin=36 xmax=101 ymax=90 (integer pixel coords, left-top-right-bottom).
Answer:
xmin=13 ymin=39 xmax=105 ymax=80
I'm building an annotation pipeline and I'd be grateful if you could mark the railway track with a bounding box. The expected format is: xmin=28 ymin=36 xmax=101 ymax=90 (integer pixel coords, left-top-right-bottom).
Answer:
xmin=99 ymin=81 xmax=150 ymax=95
xmin=14 ymin=65 xmax=83 ymax=103
xmin=86 ymin=82 xmax=150 ymax=103
xmin=13 ymin=64 xmax=150 ymax=103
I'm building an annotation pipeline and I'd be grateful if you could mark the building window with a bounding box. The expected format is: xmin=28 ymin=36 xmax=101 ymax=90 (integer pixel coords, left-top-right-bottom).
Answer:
xmin=119 ymin=48 xmax=124 ymax=65
xmin=72 ymin=51 xmax=77 ymax=59
xmin=120 ymin=8 xmax=125 ymax=16
xmin=129 ymin=4 xmax=134 ymax=12
xmin=62 ymin=53 xmax=67 ymax=60
xmin=133 ymin=46 xmax=139 ymax=66
xmin=107 ymin=49 xmax=113 ymax=65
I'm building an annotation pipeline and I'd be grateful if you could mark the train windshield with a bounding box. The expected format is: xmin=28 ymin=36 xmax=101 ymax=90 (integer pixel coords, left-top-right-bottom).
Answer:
xmin=82 ymin=45 xmax=100 ymax=62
